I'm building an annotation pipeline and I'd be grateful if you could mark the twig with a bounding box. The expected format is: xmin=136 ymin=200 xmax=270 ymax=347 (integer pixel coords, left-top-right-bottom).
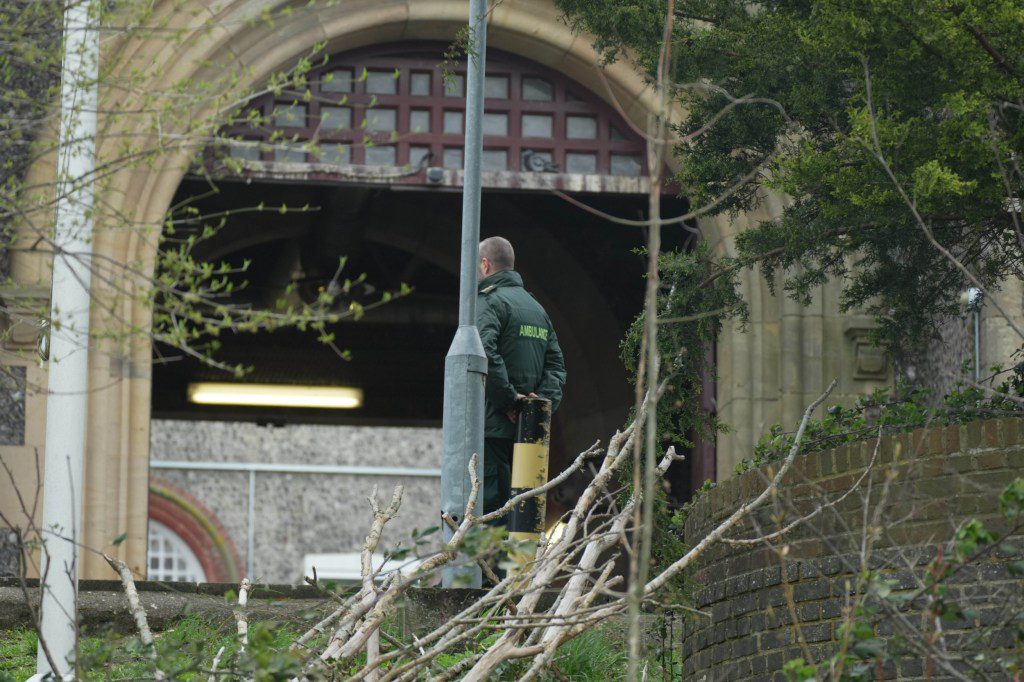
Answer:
xmin=723 ymin=432 xmax=883 ymax=546
xmin=235 ymin=578 xmax=251 ymax=652
xmin=858 ymin=57 xmax=1024 ymax=341
xmin=477 ymin=443 xmax=602 ymax=525
xmin=440 ymin=514 xmax=510 ymax=606
xmin=208 ymin=646 xmax=225 ymax=682
xmin=103 ymin=553 xmax=165 ymax=680
xmin=645 ymin=379 xmax=837 ymax=594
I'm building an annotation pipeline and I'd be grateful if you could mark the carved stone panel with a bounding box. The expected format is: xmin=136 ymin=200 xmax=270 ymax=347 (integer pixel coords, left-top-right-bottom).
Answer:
xmin=845 ymin=326 xmax=890 ymax=381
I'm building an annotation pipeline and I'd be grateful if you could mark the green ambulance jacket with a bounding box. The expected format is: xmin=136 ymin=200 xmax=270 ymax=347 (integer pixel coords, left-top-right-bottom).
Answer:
xmin=476 ymin=269 xmax=567 ymax=440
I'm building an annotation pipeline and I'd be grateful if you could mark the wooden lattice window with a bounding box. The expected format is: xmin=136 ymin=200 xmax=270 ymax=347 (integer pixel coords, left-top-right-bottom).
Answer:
xmin=214 ymin=43 xmax=647 ymax=180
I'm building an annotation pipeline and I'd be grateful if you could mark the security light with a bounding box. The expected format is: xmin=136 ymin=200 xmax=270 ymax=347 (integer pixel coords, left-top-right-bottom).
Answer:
xmin=187 ymin=382 xmax=363 ymax=409
xmin=426 ymin=166 xmax=444 ymax=184
xmin=965 ymin=287 xmax=983 ymax=310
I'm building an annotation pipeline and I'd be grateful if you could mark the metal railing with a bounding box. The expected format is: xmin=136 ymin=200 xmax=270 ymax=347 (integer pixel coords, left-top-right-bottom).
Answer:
xmin=150 ymin=459 xmax=441 ymax=579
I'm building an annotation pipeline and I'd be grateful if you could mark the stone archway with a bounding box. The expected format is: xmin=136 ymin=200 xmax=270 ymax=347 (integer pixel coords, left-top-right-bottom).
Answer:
xmin=12 ymin=0 xmax=691 ymax=578
xmin=8 ymin=0 xmax=870 ymax=580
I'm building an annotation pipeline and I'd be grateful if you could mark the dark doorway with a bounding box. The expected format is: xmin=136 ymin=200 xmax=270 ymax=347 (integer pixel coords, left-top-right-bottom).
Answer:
xmin=153 ymin=177 xmax=703 ymax=501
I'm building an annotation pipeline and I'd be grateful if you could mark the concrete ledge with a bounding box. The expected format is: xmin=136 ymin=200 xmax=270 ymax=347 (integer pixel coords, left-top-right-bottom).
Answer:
xmin=0 ymin=578 xmax=333 ymax=632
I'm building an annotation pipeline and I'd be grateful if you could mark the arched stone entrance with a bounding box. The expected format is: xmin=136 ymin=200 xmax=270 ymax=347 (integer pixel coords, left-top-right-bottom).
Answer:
xmin=9 ymin=0 xmax=682 ymax=578
xmin=147 ymin=41 xmax=698 ymax=580
xmin=5 ymin=0 xmax=876 ymax=578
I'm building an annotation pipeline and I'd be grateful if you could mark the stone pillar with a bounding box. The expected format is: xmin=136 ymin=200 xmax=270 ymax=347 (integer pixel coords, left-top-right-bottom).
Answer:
xmin=981 ymin=278 xmax=1024 ymax=379
xmin=702 ymin=195 xmax=891 ymax=477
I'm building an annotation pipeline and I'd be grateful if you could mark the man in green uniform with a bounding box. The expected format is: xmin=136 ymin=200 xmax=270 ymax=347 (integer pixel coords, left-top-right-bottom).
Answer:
xmin=476 ymin=236 xmax=566 ymax=523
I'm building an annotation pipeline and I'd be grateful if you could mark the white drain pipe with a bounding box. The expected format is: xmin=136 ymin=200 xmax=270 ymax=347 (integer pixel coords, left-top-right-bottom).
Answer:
xmin=36 ymin=0 xmax=99 ymax=677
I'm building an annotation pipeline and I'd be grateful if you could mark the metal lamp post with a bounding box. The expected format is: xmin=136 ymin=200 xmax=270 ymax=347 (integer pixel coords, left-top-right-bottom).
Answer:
xmin=440 ymin=0 xmax=489 ymax=588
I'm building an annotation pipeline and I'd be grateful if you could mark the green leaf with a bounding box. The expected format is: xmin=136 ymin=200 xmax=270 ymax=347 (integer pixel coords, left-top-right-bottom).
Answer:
xmin=852 ymin=638 xmax=886 ymax=658
xmin=1000 ymin=479 xmax=1024 ymax=518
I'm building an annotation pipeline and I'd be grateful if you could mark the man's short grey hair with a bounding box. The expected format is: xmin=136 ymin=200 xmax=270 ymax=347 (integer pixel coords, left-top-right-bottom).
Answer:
xmin=479 ymin=236 xmax=515 ymax=271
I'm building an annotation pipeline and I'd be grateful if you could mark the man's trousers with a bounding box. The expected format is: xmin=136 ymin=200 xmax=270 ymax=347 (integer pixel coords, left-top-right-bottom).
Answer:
xmin=483 ymin=437 xmax=514 ymax=525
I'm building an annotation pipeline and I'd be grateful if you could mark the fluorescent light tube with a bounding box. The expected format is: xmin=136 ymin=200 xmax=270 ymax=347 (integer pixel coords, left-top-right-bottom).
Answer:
xmin=187 ymin=382 xmax=363 ymax=409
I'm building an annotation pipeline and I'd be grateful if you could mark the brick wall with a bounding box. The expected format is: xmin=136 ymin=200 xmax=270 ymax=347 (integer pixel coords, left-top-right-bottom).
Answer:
xmin=681 ymin=419 xmax=1024 ymax=680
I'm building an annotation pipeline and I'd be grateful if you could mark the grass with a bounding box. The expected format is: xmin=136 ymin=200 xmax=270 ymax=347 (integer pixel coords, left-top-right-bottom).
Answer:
xmin=1 ymin=617 xmax=677 ymax=681
xmin=1 ymin=626 xmax=36 ymax=681
xmin=430 ymin=625 xmax=675 ymax=681
xmin=554 ymin=628 xmax=629 ymax=679
xmin=551 ymin=626 xmax=682 ymax=681
xmin=0 ymin=616 xmax=304 ymax=681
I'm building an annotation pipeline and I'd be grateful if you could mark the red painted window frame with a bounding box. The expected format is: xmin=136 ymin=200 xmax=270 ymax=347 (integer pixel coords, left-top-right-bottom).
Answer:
xmin=148 ymin=479 xmax=243 ymax=583
xmin=216 ymin=42 xmax=648 ymax=178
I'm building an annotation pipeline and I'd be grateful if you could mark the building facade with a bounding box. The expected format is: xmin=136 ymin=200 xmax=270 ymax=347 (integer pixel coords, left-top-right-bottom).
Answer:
xmin=1 ymin=0 xmax=1017 ymax=582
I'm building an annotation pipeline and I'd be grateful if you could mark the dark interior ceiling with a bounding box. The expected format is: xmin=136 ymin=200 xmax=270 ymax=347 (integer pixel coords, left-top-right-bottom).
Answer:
xmin=154 ymin=177 xmax=692 ymax=428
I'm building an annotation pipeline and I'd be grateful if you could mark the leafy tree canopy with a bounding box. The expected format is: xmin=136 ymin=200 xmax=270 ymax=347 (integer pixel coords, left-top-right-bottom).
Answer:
xmin=559 ymin=0 xmax=1024 ymax=352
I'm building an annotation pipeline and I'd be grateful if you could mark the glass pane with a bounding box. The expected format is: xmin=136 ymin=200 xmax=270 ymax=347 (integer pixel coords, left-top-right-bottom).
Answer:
xmin=522 ymin=114 xmax=553 ymax=138
xmin=443 ymin=147 xmax=463 ymax=169
xmin=274 ymin=145 xmax=306 ymax=163
xmin=320 ymin=106 xmax=351 ymax=131
xmin=365 ymin=146 xmax=396 ymax=166
xmin=366 ymin=70 xmax=398 ymax=95
xmin=322 ymin=69 xmax=353 ymax=93
xmin=410 ymin=109 xmax=431 ymax=133
xmin=227 ymin=140 xmax=261 ymax=160
xmin=566 ymin=115 xmax=597 ymax=140
xmin=410 ymin=72 xmax=432 ymax=96
xmin=147 ymin=521 xmax=207 ymax=582
xmin=566 ymin=90 xmax=585 ymax=103
xmin=565 ymin=152 xmax=597 ymax=174
xmin=610 ymin=125 xmax=626 ymax=141
xmin=522 ymin=150 xmax=553 ymax=171
xmin=522 ymin=77 xmax=553 ymax=101
xmin=409 ymin=146 xmax=432 ymax=167
xmin=273 ymin=103 xmax=306 ymax=127
xmin=485 ymin=75 xmax=509 ymax=99
xmin=443 ymin=110 xmax=464 ymax=135
xmin=318 ymin=143 xmax=349 ymax=165
xmin=482 ymin=112 xmax=508 ymax=137
xmin=610 ymin=153 xmax=643 ymax=176
xmin=444 ymin=74 xmax=464 ymax=97
xmin=482 ymin=149 xmax=508 ymax=171
xmin=365 ymin=108 xmax=397 ymax=132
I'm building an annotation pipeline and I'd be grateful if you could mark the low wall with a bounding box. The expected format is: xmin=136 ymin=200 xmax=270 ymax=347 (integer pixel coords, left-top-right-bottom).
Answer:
xmin=0 ymin=578 xmax=486 ymax=637
xmin=681 ymin=419 xmax=1024 ymax=680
